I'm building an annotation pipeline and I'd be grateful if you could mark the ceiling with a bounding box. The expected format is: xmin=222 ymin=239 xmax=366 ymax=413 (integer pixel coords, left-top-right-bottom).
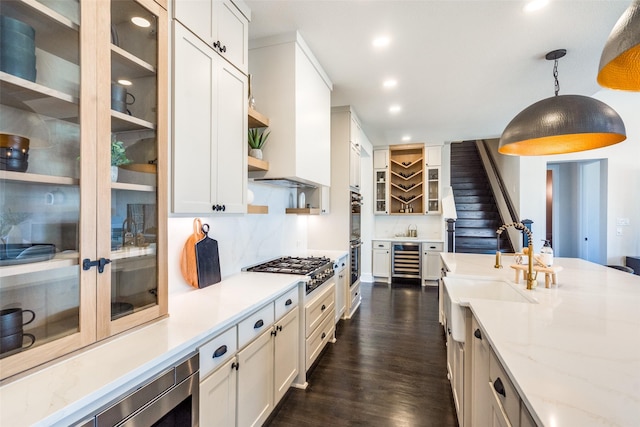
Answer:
xmin=244 ymin=0 xmax=631 ymax=147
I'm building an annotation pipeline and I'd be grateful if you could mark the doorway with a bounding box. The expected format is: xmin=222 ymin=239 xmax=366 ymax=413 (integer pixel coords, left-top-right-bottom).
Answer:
xmin=547 ymin=159 xmax=607 ymax=264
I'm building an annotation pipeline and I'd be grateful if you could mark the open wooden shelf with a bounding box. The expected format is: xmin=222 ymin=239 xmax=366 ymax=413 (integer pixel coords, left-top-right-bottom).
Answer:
xmin=285 ymin=208 xmax=320 ymax=215
xmin=248 ymin=156 xmax=269 ymax=172
xmin=248 ymin=204 xmax=268 ymax=214
xmin=248 ymin=108 xmax=269 ymax=128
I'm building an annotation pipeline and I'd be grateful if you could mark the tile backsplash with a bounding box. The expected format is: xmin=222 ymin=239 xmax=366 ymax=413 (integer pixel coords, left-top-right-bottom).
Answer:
xmin=168 ymin=183 xmax=305 ymax=295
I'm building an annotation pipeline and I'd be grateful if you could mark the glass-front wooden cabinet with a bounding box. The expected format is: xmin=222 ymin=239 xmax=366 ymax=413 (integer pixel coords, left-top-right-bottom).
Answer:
xmin=0 ymin=0 xmax=167 ymax=380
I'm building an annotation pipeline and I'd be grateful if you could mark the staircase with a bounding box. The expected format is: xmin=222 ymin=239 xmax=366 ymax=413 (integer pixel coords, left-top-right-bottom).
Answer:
xmin=450 ymin=141 xmax=513 ymax=254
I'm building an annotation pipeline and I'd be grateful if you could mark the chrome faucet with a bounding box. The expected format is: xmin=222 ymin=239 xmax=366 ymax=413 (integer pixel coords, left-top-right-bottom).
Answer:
xmin=496 ymin=222 xmax=537 ymax=290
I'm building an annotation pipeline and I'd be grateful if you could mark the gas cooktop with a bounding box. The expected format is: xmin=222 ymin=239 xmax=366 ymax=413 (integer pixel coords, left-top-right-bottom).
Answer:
xmin=245 ymin=256 xmax=331 ymax=275
xmin=244 ymin=256 xmax=334 ymax=295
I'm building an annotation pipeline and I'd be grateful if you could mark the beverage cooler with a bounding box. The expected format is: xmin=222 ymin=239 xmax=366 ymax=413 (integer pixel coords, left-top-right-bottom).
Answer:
xmin=392 ymin=243 xmax=421 ymax=279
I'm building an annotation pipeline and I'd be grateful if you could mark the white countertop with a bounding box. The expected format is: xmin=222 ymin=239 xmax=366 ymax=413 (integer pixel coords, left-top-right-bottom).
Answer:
xmin=441 ymin=253 xmax=640 ymax=427
xmin=0 ymin=272 xmax=302 ymax=426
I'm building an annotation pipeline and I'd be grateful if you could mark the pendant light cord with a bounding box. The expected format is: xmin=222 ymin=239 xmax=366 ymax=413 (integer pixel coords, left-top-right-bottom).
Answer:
xmin=553 ymin=58 xmax=560 ymax=96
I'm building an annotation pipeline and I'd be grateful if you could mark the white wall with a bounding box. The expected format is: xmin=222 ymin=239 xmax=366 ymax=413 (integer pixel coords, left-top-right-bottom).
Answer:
xmin=167 ymin=182 xmax=304 ymax=295
xmin=496 ymin=90 xmax=640 ymax=264
xmin=374 ymin=215 xmax=443 ymax=240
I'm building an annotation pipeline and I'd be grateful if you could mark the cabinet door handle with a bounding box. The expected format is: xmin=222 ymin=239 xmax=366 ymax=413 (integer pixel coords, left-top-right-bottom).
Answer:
xmin=221 ymin=44 xmax=227 ymax=53
xmin=321 ymin=304 xmax=326 ymax=311
xmin=493 ymin=378 xmax=506 ymax=397
xmin=254 ymin=319 xmax=264 ymax=329
xmin=271 ymin=329 xmax=277 ymax=336
xmin=474 ymin=329 xmax=482 ymax=340
xmin=231 ymin=361 xmax=239 ymax=371
xmin=321 ymin=332 xmax=326 ymax=339
xmin=285 ymin=298 xmax=292 ymax=306
xmin=277 ymin=325 xmax=282 ymax=332
xmin=82 ymin=257 xmax=111 ymax=273
xmin=447 ymin=327 xmax=451 ymax=335
xmin=213 ymin=345 xmax=227 ymax=358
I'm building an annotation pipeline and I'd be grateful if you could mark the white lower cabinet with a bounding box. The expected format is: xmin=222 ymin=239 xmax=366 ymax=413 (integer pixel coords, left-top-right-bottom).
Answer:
xmin=200 ymin=357 xmax=237 ymax=427
xmin=237 ymin=328 xmax=274 ymax=427
xmin=468 ymin=314 xmax=540 ymax=427
xmin=372 ymin=241 xmax=391 ymax=281
xmin=334 ymin=256 xmax=348 ymax=322
xmin=421 ymin=242 xmax=444 ymax=283
xmin=273 ymin=309 xmax=299 ymax=405
xmin=304 ymin=282 xmax=336 ymax=372
xmin=198 ymin=287 xmax=300 ymax=427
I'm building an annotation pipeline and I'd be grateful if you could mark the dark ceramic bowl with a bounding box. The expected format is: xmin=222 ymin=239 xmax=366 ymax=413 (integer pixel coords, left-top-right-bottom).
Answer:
xmin=0 ymin=156 xmax=28 ymax=172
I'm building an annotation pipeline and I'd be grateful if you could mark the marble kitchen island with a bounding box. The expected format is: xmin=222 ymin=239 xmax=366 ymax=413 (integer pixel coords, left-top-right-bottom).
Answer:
xmin=441 ymin=253 xmax=640 ymax=427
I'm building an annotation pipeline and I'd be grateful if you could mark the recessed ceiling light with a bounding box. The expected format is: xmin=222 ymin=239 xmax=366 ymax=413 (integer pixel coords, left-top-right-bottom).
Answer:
xmin=131 ymin=16 xmax=151 ymax=27
xmin=402 ymin=135 xmax=411 ymax=141
xmin=372 ymin=36 xmax=390 ymax=48
xmin=524 ymin=0 xmax=549 ymax=12
xmin=389 ymin=105 xmax=401 ymax=114
xmin=117 ymin=79 xmax=132 ymax=86
xmin=383 ymin=79 xmax=397 ymax=88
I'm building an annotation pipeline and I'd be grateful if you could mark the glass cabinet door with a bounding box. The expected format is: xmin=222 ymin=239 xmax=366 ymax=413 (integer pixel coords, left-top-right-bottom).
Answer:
xmin=0 ymin=0 xmax=167 ymax=380
xmin=0 ymin=0 xmax=92 ymax=379
xmin=97 ymin=0 xmax=167 ymax=338
xmin=375 ymin=170 xmax=387 ymax=214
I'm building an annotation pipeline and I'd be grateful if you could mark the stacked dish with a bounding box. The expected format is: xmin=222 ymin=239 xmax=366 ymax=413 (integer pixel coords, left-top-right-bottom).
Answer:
xmin=0 ymin=15 xmax=37 ymax=82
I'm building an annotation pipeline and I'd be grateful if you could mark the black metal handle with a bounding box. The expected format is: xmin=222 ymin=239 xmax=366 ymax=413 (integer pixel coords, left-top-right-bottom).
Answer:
xmin=321 ymin=304 xmax=326 ymax=311
xmin=285 ymin=299 xmax=292 ymax=306
xmin=474 ymin=329 xmax=482 ymax=340
xmin=321 ymin=332 xmax=326 ymax=339
xmin=213 ymin=40 xmax=220 ymax=49
xmin=447 ymin=327 xmax=451 ymax=335
xmin=213 ymin=345 xmax=227 ymax=358
xmin=221 ymin=45 xmax=227 ymax=53
xmin=254 ymin=319 xmax=264 ymax=329
xmin=494 ymin=378 xmax=506 ymax=397
xmin=277 ymin=325 xmax=282 ymax=332
xmin=82 ymin=257 xmax=111 ymax=273
xmin=271 ymin=329 xmax=277 ymax=336
xmin=231 ymin=361 xmax=239 ymax=370
xmin=222 ymin=204 xmax=226 ymax=211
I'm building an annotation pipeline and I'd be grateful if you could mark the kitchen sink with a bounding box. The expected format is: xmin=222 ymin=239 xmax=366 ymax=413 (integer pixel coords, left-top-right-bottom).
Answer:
xmin=443 ymin=278 xmax=537 ymax=342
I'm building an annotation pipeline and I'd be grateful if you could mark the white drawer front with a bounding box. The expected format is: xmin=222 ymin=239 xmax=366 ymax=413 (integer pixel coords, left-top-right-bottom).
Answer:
xmin=305 ymin=309 xmax=335 ymax=371
xmin=238 ymin=303 xmax=274 ymax=349
xmin=275 ymin=286 xmax=299 ymax=320
xmin=199 ymin=326 xmax=237 ymax=380
xmin=350 ymin=282 xmax=361 ymax=308
xmin=305 ymin=283 xmax=335 ymax=337
xmin=490 ymin=349 xmax=520 ymax=426
xmin=372 ymin=241 xmax=391 ymax=250
xmin=423 ymin=242 xmax=444 ymax=252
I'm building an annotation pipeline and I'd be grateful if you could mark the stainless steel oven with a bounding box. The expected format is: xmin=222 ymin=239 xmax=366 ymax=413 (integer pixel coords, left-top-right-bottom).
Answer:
xmin=78 ymin=353 xmax=199 ymax=427
xmin=350 ymin=191 xmax=362 ymax=242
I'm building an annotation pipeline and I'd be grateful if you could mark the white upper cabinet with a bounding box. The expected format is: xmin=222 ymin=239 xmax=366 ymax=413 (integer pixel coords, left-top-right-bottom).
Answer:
xmin=426 ymin=145 xmax=442 ymax=166
xmin=373 ymin=149 xmax=389 ymax=169
xmin=249 ymin=32 xmax=332 ymax=187
xmin=172 ymin=22 xmax=247 ymax=214
xmin=174 ymin=0 xmax=250 ymax=73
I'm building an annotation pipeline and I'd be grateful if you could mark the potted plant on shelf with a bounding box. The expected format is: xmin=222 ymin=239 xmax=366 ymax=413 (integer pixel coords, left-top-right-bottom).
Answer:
xmin=111 ymin=136 xmax=131 ymax=182
xmin=248 ymin=128 xmax=270 ymax=160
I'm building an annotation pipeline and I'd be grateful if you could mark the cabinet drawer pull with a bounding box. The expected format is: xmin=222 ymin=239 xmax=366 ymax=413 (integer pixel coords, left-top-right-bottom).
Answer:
xmin=378 ymin=244 xmax=384 ymax=247
xmin=285 ymin=298 xmax=292 ymax=306
xmin=213 ymin=345 xmax=227 ymax=358
xmin=474 ymin=329 xmax=482 ymax=340
xmin=321 ymin=332 xmax=326 ymax=339
xmin=254 ymin=319 xmax=264 ymax=329
xmin=321 ymin=304 xmax=326 ymax=311
xmin=493 ymin=377 xmax=506 ymax=397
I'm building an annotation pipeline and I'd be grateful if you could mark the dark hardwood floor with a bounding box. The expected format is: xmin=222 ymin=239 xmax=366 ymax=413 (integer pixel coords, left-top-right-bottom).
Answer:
xmin=265 ymin=281 xmax=458 ymax=427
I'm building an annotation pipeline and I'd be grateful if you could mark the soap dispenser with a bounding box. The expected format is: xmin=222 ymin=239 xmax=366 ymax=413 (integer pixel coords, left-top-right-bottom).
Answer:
xmin=541 ymin=240 xmax=554 ymax=266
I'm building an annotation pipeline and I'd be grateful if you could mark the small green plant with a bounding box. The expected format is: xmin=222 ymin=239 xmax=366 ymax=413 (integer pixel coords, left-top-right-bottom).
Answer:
xmin=248 ymin=128 xmax=270 ymax=150
xmin=111 ymin=136 xmax=131 ymax=167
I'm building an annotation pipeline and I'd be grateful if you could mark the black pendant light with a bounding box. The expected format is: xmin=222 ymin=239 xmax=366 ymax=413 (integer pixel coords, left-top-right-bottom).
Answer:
xmin=598 ymin=0 xmax=640 ymax=91
xmin=499 ymin=49 xmax=626 ymax=156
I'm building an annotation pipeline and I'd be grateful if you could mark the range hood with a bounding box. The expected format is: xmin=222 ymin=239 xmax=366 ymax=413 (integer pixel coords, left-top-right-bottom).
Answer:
xmin=248 ymin=31 xmax=333 ymax=189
